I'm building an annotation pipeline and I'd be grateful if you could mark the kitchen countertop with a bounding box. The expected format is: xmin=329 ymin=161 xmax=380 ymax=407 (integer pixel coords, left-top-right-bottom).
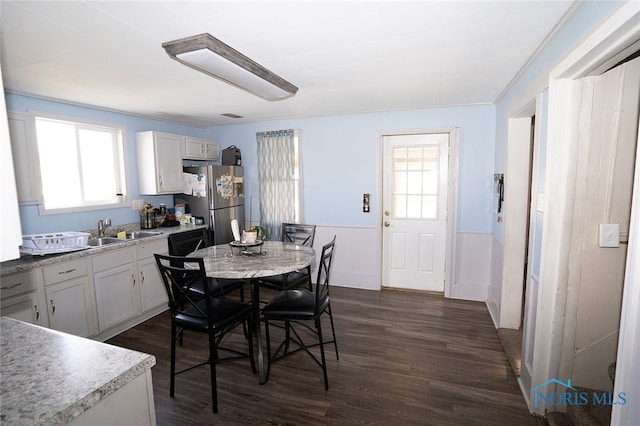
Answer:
xmin=0 ymin=316 xmax=156 ymax=425
xmin=0 ymin=224 xmax=206 ymax=276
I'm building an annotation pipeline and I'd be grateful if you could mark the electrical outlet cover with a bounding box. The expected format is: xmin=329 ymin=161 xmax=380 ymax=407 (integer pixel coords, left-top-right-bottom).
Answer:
xmin=132 ymin=199 xmax=144 ymax=210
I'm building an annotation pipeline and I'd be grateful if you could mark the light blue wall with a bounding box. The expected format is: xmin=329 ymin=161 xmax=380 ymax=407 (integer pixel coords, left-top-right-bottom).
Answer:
xmin=206 ymin=105 xmax=496 ymax=233
xmin=7 ymin=94 xmax=495 ymax=236
xmin=492 ymin=0 xmax=625 ymax=242
xmin=6 ymin=93 xmax=206 ymax=235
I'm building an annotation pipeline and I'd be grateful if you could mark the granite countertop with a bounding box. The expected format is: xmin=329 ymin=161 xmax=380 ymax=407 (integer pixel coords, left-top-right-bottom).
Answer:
xmin=0 ymin=317 xmax=156 ymax=425
xmin=1 ymin=224 xmax=206 ymax=275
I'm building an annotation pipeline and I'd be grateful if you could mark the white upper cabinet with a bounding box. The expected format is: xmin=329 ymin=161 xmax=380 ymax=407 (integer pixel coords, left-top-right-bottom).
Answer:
xmin=7 ymin=112 xmax=40 ymax=204
xmin=136 ymin=131 xmax=183 ymax=195
xmin=184 ymin=136 xmax=220 ymax=161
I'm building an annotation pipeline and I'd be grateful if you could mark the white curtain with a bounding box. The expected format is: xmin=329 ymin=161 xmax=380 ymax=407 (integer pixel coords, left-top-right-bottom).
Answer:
xmin=257 ymin=129 xmax=296 ymax=240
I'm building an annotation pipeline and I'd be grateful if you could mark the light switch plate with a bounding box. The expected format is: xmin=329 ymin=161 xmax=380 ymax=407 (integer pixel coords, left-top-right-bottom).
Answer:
xmin=598 ymin=224 xmax=620 ymax=248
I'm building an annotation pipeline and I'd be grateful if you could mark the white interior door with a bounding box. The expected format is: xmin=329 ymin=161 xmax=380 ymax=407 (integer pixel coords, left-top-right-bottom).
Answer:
xmin=382 ymin=133 xmax=449 ymax=291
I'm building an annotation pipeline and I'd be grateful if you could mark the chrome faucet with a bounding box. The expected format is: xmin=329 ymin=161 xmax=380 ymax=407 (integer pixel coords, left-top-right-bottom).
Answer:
xmin=97 ymin=218 xmax=112 ymax=237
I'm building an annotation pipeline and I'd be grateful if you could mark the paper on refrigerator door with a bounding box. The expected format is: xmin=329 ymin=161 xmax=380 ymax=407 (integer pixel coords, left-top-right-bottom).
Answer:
xmin=193 ymin=173 xmax=206 ymax=197
xmin=182 ymin=173 xmax=206 ymax=197
xmin=231 ymin=219 xmax=241 ymax=241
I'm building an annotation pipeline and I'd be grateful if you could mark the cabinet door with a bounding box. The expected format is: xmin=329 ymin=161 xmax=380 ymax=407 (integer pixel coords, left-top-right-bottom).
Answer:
xmin=1 ymin=292 xmax=46 ymax=326
xmin=94 ymin=263 xmax=140 ymax=331
xmin=138 ymin=257 xmax=168 ymax=312
xmin=45 ymin=277 xmax=95 ymax=337
xmin=155 ymin=133 xmax=183 ymax=193
xmin=204 ymin=140 xmax=220 ymax=160
xmin=184 ymin=137 xmax=205 ymax=159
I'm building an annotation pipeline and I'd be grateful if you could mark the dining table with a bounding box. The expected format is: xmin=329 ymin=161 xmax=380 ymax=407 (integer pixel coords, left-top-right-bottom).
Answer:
xmin=189 ymin=240 xmax=315 ymax=384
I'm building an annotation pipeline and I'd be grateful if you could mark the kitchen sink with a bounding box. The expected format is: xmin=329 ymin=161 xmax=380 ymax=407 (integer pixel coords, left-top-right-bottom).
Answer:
xmin=87 ymin=237 xmax=123 ymax=246
xmin=112 ymin=231 xmax=163 ymax=239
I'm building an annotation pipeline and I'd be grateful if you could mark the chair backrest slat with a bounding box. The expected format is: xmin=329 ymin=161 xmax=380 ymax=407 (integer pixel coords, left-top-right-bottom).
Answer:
xmin=155 ymin=253 xmax=214 ymax=323
xmin=282 ymin=223 xmax=316 ymax=247
xmin=315 ymin=236 xmax=336 ymax=308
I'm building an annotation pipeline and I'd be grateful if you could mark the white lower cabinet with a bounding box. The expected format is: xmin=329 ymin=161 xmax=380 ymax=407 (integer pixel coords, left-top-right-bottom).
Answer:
xmin=1 ymin=291 xmax=46 ymax=326
xmin=43 ymin=258 xmax=95 ymax=337
xmin=93 ymin=238 xmax=168 ymax=333
xmin=1 ymin=269 xmax=48 ymax=327
xmin=0 ymin=235 xmax=170 ymax=340
xmin=136 ymin=239 xmax=168 ymax=312
xmin=93 ymin=247 xmax=140 ymax=332
xmin=45 ymin=278 xmax=95 ymax=337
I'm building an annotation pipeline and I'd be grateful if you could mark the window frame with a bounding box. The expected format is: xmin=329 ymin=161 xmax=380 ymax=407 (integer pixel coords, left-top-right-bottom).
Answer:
xmin=31 ymin=111 xmax=130 ymax=215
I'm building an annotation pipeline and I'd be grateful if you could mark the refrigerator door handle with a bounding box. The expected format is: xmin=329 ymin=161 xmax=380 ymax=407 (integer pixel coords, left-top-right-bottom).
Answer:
xmin=210 ymin=210 xmax=215 ymax=239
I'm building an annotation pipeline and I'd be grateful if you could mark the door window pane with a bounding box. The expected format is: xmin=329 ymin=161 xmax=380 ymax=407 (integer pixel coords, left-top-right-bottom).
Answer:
xmin=390 ymin=138 xmax=444 ymax=220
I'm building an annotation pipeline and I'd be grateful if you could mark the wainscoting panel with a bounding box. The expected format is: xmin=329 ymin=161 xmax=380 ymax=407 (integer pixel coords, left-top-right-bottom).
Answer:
xmin=454 ymin=232 xmax=492 ymax=301
xmin=312 ymin=227 xmax=493 ymax=298
xmin=314 ymin=226 xmax=381 ymax=290
xmin=487 ymin=236 xmax=504 ymax=327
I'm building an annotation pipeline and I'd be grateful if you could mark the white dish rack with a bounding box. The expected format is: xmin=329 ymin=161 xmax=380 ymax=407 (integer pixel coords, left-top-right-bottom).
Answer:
xmin=20 ymin=232 xmax=91 ymax=256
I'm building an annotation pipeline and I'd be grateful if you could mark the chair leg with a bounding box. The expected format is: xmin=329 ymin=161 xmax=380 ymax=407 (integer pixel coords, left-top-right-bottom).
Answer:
xmin=316 ymin=317 xmax=329 ymax=390
xmin=327 ymin=305 xmax=339 ymax=360
xmin=247 ymin=316 xmax=256 ymax=374
xmin=284 ymin=320 xmax=291 ymax=354
xmin=265 ymin=318 xmax=272 ymax=381
xmin=170 ymin=323 xmax=177 ymax=397
xmin=209 ymin=332 xmax=219 ymax=413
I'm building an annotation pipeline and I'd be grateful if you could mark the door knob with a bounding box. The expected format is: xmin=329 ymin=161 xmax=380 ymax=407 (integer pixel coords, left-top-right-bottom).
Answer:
xmin=384 ymin=211 xmax=390 ymax=216
xmin=384 ymin=221 xmax=390 ymax=227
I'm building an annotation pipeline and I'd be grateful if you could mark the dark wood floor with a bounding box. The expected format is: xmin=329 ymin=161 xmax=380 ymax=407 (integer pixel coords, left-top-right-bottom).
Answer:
xmin=106 ymin=287 xmax=544 ymax=425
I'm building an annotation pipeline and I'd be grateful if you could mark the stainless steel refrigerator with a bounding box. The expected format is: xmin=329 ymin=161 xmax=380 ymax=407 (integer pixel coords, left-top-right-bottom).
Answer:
xmin=180 ymin=165 xmax=245 ymax=245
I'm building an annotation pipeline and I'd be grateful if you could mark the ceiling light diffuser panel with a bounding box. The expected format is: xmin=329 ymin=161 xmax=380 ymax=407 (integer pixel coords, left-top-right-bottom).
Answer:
xmin=162 ymin=33 xmax=298 ymax=101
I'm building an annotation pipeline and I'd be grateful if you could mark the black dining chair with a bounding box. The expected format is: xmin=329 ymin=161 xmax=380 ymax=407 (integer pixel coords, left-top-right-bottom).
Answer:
xmin=168 ymin=228 xmax=245 ymax=301
xmin=257 ymin=223 xmax=316 ymax=292
xmin=154 ymin=253 xmax=256 ymax=413
xmin=262 ymin=236 xmax=338 ymax=390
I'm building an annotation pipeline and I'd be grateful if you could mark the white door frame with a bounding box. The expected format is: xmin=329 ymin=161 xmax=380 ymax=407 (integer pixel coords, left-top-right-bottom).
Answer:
xmin=500 ymin=110 xmax=535 ymax=330
xmin=378 ymin=128 xmax=460 ymax=298
xmin=523 ymin=2 xmax=640 ymax=416
xmin=612 ymin=118 xmax=640 ymax=426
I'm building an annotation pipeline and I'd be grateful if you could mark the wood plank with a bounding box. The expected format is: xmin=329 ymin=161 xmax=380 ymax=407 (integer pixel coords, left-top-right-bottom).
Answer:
xmin=106 ymin=287 xmax=543 ymax=425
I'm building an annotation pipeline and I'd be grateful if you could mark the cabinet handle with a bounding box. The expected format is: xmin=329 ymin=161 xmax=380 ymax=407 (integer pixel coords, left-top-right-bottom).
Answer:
xmin=50 ymin=299 xmax=55 ymax=315
xmin=58 ymin=268 xmax=76 ymax=275
xmin=132 ymin=274 xmax=136 ymax=287
xmin=1 ymin=282 xmax=22 ymax=290
xmin=141 ymin=271 xmax=145 ymax=285
xmin=35 ymin=305 xmax=40 ymax=321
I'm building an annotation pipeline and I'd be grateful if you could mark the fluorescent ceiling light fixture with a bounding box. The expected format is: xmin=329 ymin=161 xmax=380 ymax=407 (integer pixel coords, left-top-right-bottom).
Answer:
xmin=162 ymin=33 xmax=298 ymax=101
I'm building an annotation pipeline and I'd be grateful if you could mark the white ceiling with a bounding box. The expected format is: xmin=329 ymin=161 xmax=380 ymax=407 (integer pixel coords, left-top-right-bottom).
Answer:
xmin=1 ymin=1 xmax=576 ymax=127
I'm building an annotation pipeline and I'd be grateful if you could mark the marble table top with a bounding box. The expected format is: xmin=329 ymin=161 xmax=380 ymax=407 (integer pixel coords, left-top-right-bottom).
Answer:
xmin=190 ymin=240 xmax=315 ymax=279
xmin=0 ymin=317 xmax=156 ymax=425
